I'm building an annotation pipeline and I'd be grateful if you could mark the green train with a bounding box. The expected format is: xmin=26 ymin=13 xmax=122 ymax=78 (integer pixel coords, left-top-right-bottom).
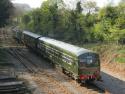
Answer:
xmin=13 ymin=30 xmax=101 ymax=83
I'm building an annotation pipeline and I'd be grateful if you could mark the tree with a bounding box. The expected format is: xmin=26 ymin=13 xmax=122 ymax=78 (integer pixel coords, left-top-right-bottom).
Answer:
xmin=116 ymin=0 xmax=125 ymax=29
xmin=21 ymin=13 xmax=31 ymax=29
xmin=76 ymin=1 xmax=83 ymax=13
xmin=49 ymin=3 xmax=58 ymax=37
xmin=0 ymin=0 xmax=13 ymax=27
xmin=20 ymin=0 xmax=125 ymax=44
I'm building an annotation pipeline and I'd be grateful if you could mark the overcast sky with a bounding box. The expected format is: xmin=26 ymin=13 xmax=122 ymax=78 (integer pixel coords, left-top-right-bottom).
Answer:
xmin=12 ymin=0 xmax=121 ymax=8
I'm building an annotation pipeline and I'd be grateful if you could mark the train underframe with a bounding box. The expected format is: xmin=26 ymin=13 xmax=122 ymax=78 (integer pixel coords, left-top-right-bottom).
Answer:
xmin=62 ymin=68 xmax=101 ymax=83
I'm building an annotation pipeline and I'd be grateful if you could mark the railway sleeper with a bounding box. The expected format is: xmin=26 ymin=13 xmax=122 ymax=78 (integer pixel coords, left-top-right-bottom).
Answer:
xmin=0 ymin=77 xmax=17 ymax=82
xmin=0 ymin=77 xmax=30 ymax=94
xmin=0 ymin=84 xmax=25 ymax=90
xmin=0 ymin=87 xmax=26 ymax=92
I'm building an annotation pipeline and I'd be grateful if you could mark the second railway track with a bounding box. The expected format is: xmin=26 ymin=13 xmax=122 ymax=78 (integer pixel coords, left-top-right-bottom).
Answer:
xmin=8 ymin=48 xmax=37 ymax=73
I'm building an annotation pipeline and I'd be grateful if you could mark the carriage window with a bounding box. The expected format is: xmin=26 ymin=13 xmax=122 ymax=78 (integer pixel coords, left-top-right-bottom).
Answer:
xmin=62 ymin=55 xmax=73 ymax=65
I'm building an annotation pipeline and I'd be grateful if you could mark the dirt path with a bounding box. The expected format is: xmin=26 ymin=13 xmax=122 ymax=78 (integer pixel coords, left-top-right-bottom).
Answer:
xmin=102 ymin=66 xmax=125 ymax=82
xmin=100 ymin=71 xmax=125 ymax=94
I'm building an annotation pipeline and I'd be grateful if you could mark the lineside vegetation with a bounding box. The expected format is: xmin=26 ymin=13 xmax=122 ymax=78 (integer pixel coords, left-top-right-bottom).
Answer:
xmin=19 ymin=0 xmax=125 ymax=45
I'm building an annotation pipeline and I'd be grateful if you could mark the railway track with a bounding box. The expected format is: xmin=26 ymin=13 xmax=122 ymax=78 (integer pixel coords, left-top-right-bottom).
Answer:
xmin=7 ymin=48 xmax=74 ymax=94
xmin=0 ymin=71 xmax=30 ymax=94
xmin=8 ymin=48 xmax=109 ymax=94
xmin=92 ymin=81 xmax=110 ymax=94
xmin=17 ymin=49 xmax=42 ymax=73
xmin=0 ymin=80 xmax=28 ymax=94
xmin=51 ymin=69 xmax=107 ymax=94
xmin=7 ymin=48 xmax=36 ymax=73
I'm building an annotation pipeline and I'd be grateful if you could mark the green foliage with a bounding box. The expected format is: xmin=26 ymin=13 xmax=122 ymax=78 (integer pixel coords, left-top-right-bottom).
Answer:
xmin=115 ymin=57 xmax=125 ymax=63
xmin=20 ymin=0 xmax=125 ymax=44
xmin=21 ymin=14 xmax=31 ymax=29
xmin=114 ymin=49 xmax=125 ymax=63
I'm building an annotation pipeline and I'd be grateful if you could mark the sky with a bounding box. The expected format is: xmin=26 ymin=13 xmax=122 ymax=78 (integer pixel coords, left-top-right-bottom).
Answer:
xmin=92 ymin=0 xmax=121 ymax=7
xmin=12 ymin=0 xmax=121 ymax=8
xmin=12 ymin=0 xmax=46 ymax=8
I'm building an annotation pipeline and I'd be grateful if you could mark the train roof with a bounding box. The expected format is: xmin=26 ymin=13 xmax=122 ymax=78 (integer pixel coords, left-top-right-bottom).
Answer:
xmin=39 ymin=37 xmax=92 ymax=56
xmin=23 ymin=30 xmax=41 ymax=38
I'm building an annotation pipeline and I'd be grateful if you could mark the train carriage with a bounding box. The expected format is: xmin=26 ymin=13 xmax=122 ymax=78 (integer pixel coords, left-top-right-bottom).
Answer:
xmin=38 ymin=37 xmax=101 ymax=82
xmin=23 ymin=31 xmax=41 ymax=50
xmin=14 ymin=30 xmax=101 ymax=83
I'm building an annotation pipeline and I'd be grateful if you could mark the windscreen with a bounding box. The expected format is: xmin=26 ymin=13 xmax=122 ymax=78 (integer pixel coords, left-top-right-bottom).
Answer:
xmin=79 ymin=53 xmax=100 ymax=67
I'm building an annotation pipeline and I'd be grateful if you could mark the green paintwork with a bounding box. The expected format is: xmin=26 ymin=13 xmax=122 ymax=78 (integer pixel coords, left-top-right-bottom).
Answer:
xmin=38 ymin=39 xmax=100 ymax=78
xmin=21 ymin=31 xmax=100 ymax=80
xmin=38 ymin=40 xmax=79 ymax=76
xmin=23 ymin=34 xmax=38 ymax=50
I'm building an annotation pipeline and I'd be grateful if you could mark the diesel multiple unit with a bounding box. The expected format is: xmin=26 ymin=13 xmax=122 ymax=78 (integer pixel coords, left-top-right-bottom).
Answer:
xmin=13 ymin=30 xmax=101 ymax=83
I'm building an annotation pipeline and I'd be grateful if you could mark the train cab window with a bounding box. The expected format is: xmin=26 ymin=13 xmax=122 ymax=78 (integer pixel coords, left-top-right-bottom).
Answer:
xmin=86 ymin=56 xmax=93 ymax=64
xmin=79 ymin=53 xmax=99 ymax=67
